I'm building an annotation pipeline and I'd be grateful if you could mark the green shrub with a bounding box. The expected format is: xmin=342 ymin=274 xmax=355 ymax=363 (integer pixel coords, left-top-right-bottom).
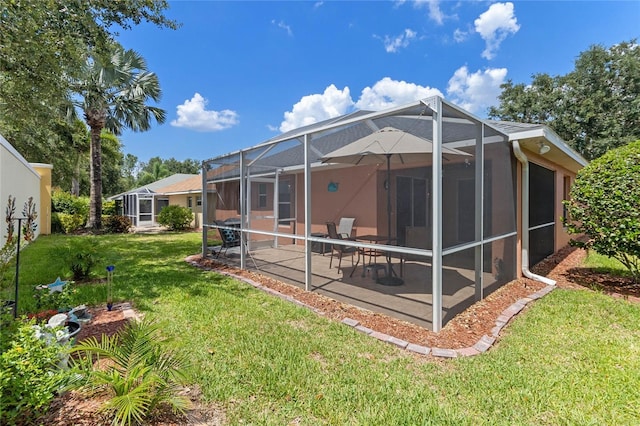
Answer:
xmin=103 ymin=215 xmax=132 ymax=234
xmin=0 ymin=319 xmax=72 ymax=424
xmin=157 ymin=205 xmax=193 ymax=231
xmin=51 ymin=190 xmax=89 ymax=234
xmin=102 ymin=200 xmax=117 ymax=216
xmin=51 ymin=190 xmax=89 ymax=217
xmin=62 ymin=237 xmax=104 ymax=281
xmin=50 ymin=212 xmax=64 ymax=234
xmin=563 ymin=140 xmax=640 ymax=281
xmin=70 ymin=319 xmax=189 ymax=426
xmin=0 ymin=309 xmax=19 ymax=353
xmin=56 ymin=213 xmax=85 ymax=234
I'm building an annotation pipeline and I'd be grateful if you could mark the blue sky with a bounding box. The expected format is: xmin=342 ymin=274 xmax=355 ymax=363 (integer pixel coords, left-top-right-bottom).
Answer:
xmin=116 ymin=1 xmax=640 ymax=164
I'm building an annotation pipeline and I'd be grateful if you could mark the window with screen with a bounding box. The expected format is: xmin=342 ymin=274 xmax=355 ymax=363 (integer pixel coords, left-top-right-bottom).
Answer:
xmin=529 ymin=162 xmax=555 ymax=265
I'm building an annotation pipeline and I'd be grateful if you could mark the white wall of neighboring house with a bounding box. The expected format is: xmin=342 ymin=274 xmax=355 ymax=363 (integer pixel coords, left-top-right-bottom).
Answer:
xmin=0 ymin=134 xmax=43 ymax=244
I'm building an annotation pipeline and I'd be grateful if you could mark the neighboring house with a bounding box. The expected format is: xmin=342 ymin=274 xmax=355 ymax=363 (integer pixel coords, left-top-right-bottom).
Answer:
xmin=202 ymin=96 xmax=588 ymax=331
xmin=109 ymin=174 xmax=198 ymax=227
xmin=0 ymin=134 xmax=53 ymax=243
xmin=155 ymin=174 xmax=204 ymax=228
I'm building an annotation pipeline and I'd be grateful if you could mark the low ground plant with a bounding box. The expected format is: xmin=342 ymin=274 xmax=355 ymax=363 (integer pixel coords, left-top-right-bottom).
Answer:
xmin=33 ymin=281 xmax=76 ymax=312
xmin=103 ymin=215 xmax=132 ymax=234
xmin=62 ymin=236 xmax=104 ymax=281
xmin=70 ymin=319 xmax=189 ymax=425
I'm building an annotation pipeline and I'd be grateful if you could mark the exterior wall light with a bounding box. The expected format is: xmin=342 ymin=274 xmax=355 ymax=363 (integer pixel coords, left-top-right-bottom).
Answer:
xmin=539 ymin=142 xmax=551 ymax=155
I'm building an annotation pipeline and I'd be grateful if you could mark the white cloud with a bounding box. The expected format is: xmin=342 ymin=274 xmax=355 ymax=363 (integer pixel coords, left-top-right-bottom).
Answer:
xmin=474 ymin=2 xmax=520 ymax=60
xmin=313 ymin=1 xmax=324 ymax=9
xmin=446 ymin=66 xmax=508 ymax=114
xmin=170 ymin=93 xmax=239 ymax=132
xmin=413 ymin=0 xmax=445 ymax=25
xmin=453 ymin=28 xmax=468 ymax=43
xmin=276 ymin=78 xmax=445 ymax=133
xmin=381 ymin=29 xmax=417 ymax=53
xmin=279 ymin=85 xmax=354 ymax=132
xmin=355 ymin=77 xmax=443 ymax=110
xmin=272 ymin=19 xmax=293 ymax=36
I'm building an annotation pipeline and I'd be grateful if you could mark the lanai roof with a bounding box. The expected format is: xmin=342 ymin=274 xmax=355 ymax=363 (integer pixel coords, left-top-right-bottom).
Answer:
xmin=205 ymin=97 xmax=587 ymax=181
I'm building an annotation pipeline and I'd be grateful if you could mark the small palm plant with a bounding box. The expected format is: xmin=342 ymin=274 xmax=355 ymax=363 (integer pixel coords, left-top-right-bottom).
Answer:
xmin=70 ymin=319 xmax=189 ymax=425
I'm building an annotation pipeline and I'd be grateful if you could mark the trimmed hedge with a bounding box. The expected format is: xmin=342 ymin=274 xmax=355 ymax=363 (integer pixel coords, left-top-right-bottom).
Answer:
xmin=563 ymin=140 xmax=640 ymax=280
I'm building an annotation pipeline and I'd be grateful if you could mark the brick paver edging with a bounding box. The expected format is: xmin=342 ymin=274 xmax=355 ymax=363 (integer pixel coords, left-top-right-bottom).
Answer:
xmin=114 ymin=302 xmax=143 ymax=321
xmin=185 ymin=256 xmax=555 ymax=359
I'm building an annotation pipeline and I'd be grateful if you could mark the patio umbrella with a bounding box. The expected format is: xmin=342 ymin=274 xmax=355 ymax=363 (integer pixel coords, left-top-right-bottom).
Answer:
xmin=321 ymin=126 xmax=469 ymax=285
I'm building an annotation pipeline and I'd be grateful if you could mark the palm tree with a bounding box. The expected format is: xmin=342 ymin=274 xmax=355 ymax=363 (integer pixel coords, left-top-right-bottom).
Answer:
xmin=136 ymin=160 xmax=171 ymax=186
xmin=73 ymin=43 xmax=165 ymax=229
xmin=70 ymin=319 xmax=189 ymax=425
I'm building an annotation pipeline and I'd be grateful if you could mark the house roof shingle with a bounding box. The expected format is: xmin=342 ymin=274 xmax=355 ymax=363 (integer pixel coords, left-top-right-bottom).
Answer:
xmin=108 ymin=173 xmax=199 ymax=200
xmin=155 ymin=174 xmax=202 ymax=195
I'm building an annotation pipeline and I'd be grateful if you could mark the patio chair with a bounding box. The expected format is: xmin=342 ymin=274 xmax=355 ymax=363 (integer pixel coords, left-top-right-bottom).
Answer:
xmin=326 ymin=221 xmax=360 ymax=273
xmin=214 ymin=220 xmax=241 ymax=258
xmin=337 ymin=217 xmax=356 ymax=238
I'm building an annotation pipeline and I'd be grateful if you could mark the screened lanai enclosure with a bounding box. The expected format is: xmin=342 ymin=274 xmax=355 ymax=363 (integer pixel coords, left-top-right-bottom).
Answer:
xmin=118 ymin=188 xmax=168 ymax=227
xmin=201 ymin=96 xmax=563 ymax=331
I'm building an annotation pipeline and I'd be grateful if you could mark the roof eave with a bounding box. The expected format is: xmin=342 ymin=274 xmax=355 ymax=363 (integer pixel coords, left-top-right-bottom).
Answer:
xmin=506 ymin=127 xmax=588 ymax=168
xmin=162 ymin=189 xmax=202 ymax=196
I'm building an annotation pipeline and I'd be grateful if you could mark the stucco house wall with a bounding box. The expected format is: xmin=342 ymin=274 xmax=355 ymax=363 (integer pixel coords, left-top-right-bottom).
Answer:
xmin=0 ymin=135 xmax=52 ymax=243
xmin=166 ymin=193 xmax=203 ymax=228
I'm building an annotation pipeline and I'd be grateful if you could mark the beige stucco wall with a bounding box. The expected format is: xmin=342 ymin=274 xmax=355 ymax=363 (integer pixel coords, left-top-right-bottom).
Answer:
xmin=0 ymin=135 xmax=45 ymax=243
xmin=167 ymin=193 xmax=202 ymax=228
xmin=297 ymin=164 xmax=382 ymax=237
xmin=31 ymin=163 xmax=53 ymax=235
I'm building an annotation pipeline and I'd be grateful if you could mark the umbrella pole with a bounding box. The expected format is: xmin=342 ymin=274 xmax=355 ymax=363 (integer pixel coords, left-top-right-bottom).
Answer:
xmin=377 ymin=154 xmax=404 ymax=286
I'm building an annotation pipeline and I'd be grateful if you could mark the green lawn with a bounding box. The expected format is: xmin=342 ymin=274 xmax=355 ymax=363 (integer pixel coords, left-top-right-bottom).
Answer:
xmin=583 ymin=250 xmax=636 ymax=278
xmin=3 ymin=233 xmax=640 ymax=424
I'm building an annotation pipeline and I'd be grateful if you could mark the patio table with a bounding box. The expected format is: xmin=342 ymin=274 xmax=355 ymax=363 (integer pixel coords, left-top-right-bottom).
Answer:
xmin=353 ymin=235 xmax=402 ymax=280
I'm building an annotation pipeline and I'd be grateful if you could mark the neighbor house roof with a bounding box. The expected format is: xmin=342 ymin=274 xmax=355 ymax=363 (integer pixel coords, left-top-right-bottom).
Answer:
xmin=141 ymin=174 xmax=198 ymax=192
xmin=155 ymin=174 xmax=202 ymax=195
xmin=108 ymin=173 xmax=199 ymax=200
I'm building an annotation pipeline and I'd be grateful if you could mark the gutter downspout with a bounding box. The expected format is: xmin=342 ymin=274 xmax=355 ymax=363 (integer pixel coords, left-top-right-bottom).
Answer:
xmin=512 ymin=140 xmax=557 ymax=286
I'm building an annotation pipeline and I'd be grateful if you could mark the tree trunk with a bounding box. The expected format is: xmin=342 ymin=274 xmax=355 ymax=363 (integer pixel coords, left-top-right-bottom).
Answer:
xmin=86 ymin=110 xmax=106 ymax=230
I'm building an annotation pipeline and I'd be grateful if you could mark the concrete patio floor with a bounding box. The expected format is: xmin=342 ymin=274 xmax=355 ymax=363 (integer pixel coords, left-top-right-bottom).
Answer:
xmin=208 ymin=243 xmax=501 ymax=330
